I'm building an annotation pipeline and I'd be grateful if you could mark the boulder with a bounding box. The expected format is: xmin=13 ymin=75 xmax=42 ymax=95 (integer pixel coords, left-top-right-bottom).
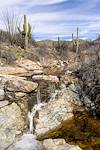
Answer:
xmin=16 ymin=59 xmax=43 ymax=71
xmin=34 ymin=83 xmax=82 ymax=140
xmin=32 ymin=75 xmax=59 ymax=83
xmin=5 ymin=78 xmax=38 ymax=93
xmin=0 ymin=103 xmax=25 ymax=150
xmin=7 ymin=134 xmax=44 ymax=150
xmin=43 ymin=139 xmax=82 ymax=150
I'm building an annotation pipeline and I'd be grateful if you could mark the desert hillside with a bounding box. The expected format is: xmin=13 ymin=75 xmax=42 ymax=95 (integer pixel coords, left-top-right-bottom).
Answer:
xmin=0 ymin=34 xmax=100 ymax=150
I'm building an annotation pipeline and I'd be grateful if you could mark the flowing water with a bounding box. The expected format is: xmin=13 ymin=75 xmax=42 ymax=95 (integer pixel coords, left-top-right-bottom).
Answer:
xmin=28 ymin=111 xmax=34 ymax=134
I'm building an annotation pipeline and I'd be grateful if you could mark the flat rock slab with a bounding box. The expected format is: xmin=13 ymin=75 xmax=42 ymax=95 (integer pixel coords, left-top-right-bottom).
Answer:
xmin=0 ymin=75 xmax=38 ymax=93
xmin=43 ymin=139 xmax=82 ymax=150
xmin=16 ymin=59 xmax=43 ymax=71
xmin=5 ymin=78 xmax=38 ymax=93
xmin=0 ymin=66 xmax=28 ymax=76
xmin=32 ymin=75 xmax=59 ymax=83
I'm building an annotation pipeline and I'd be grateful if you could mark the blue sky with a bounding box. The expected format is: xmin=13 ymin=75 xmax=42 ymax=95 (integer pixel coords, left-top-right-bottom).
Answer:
xmin=0 ymin=0 xmax=100 ymax=41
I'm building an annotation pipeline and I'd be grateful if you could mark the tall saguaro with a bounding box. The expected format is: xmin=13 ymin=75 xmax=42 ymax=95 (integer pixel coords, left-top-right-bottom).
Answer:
xmin=76 ymin=27 xmax=79 ymax=54
xmin=18 ymin=15 xmax=32 ymax=49
xmin=72 ymin=27 xmax=80 ymax=54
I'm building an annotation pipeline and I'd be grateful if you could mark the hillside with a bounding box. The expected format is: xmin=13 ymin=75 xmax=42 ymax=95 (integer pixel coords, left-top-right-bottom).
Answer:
xmin=0 ymin=39 xmax=100 ymax=150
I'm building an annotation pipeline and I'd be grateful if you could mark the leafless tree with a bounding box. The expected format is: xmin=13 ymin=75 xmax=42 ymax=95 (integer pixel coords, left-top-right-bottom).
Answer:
xmin=2 ymin=9 xmax=19 ymax=45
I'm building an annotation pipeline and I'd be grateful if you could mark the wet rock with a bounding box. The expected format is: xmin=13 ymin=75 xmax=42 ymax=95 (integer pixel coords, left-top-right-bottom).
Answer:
xmin=34 ymin=83 xmax=83 ymax=140
xmin=7 ymin=134 xmax=44 ymax=150
xmin=43 ymin=139 xmax=82 ymax=150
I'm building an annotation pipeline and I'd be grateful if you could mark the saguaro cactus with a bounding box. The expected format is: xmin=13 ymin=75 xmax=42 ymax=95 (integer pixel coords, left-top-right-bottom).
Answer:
xmin=18 ymin=15 xmax=32 ymax=49
xmin=72 ymin=33 xmax=74 ymax=42
xmin=72 ymin=33 xmax=75 ymax=51
xmin=76 ymin=27 xmax=79 ymax=54
xmin=72 ymin=27 xmax=80 ymax=54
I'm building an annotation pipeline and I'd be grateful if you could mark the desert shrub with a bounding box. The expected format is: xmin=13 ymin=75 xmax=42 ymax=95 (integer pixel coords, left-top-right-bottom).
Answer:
xmin=0 ymin=48 xmax=16 ymax=65
xmin=54 ymin=39 xmax=68 ymax=60
xmin=0 ymin=30 xmax=9 ymax=43
xmin=75 ymin=60 xmax=100 ymax=118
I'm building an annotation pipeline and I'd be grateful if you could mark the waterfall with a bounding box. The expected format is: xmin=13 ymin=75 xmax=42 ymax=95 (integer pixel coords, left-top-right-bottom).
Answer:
xmin=28 ymin=85 xmax=42 ymax=134
xmin=49 ymin=83 xmax=58 ymax=101
xmin=28 ymin=102 xmax=46 ymax=134
xmin=28 ymin=111 xmax=34 ymax=134
xmin=36 ymin=86 xmax=41 ymax=104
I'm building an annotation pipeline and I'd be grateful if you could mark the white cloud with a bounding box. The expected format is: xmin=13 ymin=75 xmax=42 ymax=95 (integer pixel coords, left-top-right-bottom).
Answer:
xmin=28 ymin=0 xmax=67 ymax=5
xmin=0 ymin=0 xmax=100 ymax=40
xmin=0 ymin=0 xmax=24 ymax=7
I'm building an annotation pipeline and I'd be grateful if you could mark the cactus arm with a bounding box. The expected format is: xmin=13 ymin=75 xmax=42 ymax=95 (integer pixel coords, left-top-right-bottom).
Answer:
xmin=28 ymin=23 xmax=32 ymax=37
xmin=17 ymin=27 xmax=22 ymax=34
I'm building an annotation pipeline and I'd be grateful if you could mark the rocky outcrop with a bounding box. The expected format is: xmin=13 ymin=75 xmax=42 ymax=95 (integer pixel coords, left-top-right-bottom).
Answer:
xmin=0 ymin=75 xmax=38 ymax=92
xmin=0 ymin=103 xmax=25 ymax=150
xmin=34 ymin=83 xmax=83 ymax=140
xmin=0 ymin=56 xmax=98 ymax=150
xmin=5 ymin=77 xmax=38 ymax=93
xmin=43 ymin=139 xmax=82 ymax=150
xmin=0 ymin=65 xmax=39 ymax=149
xmin=0 ymin=59 xmax=43 ymax=77
xmin=16 ymin=59 xmax=43 ymax=75
xmin=0 ymin=66 xmax=28 ymax=76
xmin=16 ymin=59 xmax=66 ymax=76
xmin=7 ymin=134 xmax=43 ymax=150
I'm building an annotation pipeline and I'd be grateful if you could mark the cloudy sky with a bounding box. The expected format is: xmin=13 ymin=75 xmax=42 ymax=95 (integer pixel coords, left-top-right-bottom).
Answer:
xmin=0 ymin=0 xmax=100 ymax=40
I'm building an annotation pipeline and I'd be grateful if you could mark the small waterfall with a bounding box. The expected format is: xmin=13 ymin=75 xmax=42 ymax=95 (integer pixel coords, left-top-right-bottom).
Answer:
xmin=36 ymin=86 xmax=41 ymax=104
xmin=28 ymin=111 xmax=34 ymax=134
xmin=28 ymin=86 xmax=45 ymax=134
xmin=28 ymin=103 xmax=46 ymax=134
xmin=27 ymin=85 xmax=41 ymax=134
xmin=48 ymin=83 xmax=58 ymax=101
